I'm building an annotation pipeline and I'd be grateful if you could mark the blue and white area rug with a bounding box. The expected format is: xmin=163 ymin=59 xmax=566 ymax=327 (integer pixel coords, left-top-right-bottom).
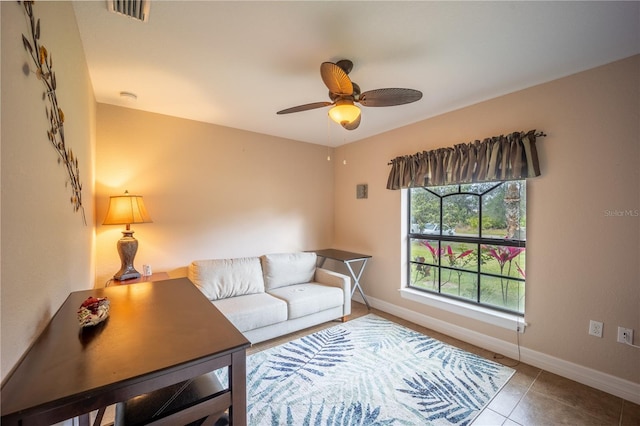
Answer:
xmin=222 ymin=314 xmax=514 ymax=425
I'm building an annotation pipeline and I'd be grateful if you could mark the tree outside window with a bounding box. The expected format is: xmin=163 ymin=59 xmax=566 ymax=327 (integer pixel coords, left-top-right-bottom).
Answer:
xmin=408 ymin=181 xmax=526 ymax=315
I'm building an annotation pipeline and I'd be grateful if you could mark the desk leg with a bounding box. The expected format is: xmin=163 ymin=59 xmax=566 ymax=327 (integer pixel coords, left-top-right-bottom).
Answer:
xmin=229 ymin=350 xmax=247 ymax=426
xmin=344 ymin=259 xmax=371 ymax=310
xmin=92 ymin=407 xmax=106 ymax=426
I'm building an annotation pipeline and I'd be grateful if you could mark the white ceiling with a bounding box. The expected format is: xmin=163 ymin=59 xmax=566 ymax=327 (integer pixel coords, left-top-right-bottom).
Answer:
xmin=72 ymin=1 xmax=640 ymax=147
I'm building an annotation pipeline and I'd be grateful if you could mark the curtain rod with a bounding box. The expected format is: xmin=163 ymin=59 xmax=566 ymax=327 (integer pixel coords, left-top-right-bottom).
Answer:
xmin=387 ymin=131 xmax=547 ymax=165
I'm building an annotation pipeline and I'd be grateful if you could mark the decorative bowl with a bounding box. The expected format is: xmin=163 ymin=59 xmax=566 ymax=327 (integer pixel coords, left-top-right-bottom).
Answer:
xmin=77 ymin=296 xmax=110 ymax=327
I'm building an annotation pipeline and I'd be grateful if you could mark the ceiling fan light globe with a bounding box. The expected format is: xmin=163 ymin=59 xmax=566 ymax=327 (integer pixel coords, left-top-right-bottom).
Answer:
xmin=329 ymin=103 xmax=361 ymax=125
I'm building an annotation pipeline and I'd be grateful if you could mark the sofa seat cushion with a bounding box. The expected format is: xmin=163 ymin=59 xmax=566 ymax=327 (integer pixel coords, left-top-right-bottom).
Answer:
xmin=261 ymin=252 xmax=317 ymax=291
xmin=268 ymin=283 xmax=343 ymax=320
xmin=212 ymin=293 xmax=287 ymax=333
xmin=189 ymin=257 xmax=264 ymax=301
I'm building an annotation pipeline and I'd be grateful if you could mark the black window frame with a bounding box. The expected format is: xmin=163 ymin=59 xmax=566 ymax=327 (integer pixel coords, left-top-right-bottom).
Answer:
xmin=407 ymin=181 xmax=526 ymax=316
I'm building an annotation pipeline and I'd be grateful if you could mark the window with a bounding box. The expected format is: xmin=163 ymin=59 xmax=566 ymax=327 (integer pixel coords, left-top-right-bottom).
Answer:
xmin=408 ymin=181 xmax=526 ymax=315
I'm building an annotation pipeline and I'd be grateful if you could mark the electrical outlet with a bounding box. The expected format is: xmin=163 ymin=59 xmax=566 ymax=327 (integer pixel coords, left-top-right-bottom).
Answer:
xmin=617 ymin=327 xmax=633 ymax=344
xmin=589 ymin=320 xmax=603 ymax=337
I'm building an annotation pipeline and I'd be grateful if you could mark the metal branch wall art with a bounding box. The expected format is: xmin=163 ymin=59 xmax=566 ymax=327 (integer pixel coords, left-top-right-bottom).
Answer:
xmin=21 ymin=1 xmax=86 ymax=224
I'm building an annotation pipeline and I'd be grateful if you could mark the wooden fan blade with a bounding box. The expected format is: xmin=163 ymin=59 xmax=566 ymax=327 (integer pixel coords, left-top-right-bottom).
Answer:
xmin=276 ymin=101 xmax=332 ymax=115
xmin=335 ymin=59 xmax=353 ymax=75
xmin=320 ymin=62 xmax=353 ymax=96
xmin=359 ymin=88 xmax=422 ymax=107
xmin=341 ymin=114 xmax=361 ymax=131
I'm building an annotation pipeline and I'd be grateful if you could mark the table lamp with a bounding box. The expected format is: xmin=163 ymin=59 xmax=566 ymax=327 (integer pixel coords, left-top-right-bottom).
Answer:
xmin=103 ymin=191 xmax=153 ymax=281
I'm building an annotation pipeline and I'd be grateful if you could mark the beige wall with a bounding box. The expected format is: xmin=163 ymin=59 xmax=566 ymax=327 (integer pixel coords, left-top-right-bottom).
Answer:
xmin=94 ymin=105 xmax=334 ymax=286
xmin=1 ymin=1 xmax=96 ymax=380
xmin=333 ymin=56 xmax=640 ymax=385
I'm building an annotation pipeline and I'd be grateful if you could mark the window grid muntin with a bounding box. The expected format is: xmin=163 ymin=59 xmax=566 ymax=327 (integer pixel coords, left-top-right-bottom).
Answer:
xmin=408 ymin=181 xmax=526 ymax=316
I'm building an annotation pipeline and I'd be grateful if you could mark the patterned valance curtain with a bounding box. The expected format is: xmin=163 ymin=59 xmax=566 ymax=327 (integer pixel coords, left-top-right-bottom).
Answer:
xmin=386 ymin=130 xmax=544 ymax=189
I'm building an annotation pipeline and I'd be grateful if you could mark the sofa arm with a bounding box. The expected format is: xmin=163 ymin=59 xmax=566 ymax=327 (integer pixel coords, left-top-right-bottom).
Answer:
xmin=315 ymin=268 xmax=351 ymax=317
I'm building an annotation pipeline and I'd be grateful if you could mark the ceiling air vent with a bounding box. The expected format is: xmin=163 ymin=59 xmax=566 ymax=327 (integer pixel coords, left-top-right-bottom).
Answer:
xmin=107 ymin=0 xmax=150 ymax=22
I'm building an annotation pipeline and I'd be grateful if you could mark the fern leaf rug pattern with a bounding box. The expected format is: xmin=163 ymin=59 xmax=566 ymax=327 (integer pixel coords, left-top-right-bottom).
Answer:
xmin=219 ymin=314 xmax=514 ymax=425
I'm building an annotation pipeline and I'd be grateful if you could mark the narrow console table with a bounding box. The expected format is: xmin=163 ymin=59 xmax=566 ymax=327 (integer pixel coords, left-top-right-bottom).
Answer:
xmin=314 ymin=249 xmax=372 ymax=310
xmin=1 ymin=278 xmax=250 ymax=426
xmin=109 ymin=271 xmax=171 ymax=286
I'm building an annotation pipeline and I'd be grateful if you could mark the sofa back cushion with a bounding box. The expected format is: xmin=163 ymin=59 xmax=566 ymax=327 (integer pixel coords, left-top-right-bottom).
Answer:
xmin=188 ymin=257 xmax=265 ymax=301
xmin=261 ymin=252 xmax=317 ymax=290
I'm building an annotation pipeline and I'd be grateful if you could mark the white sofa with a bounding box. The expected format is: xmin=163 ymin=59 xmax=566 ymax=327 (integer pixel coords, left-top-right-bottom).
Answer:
xmin=187 ymin=252 xmax=351 ymax=344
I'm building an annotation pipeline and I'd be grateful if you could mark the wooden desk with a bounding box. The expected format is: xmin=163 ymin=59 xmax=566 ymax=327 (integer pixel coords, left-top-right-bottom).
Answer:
xmin=1 ymin=278 xmax=250 ymax=426
xmin=314 ymin=249 xmax=372 ymax=310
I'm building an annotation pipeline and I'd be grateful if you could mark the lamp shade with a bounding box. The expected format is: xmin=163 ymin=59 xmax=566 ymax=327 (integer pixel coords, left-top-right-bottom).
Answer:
xmin=103 ymin=191 xmax=152 ymax=225
xmin=328 ymin=100 xmax=361 ymax=125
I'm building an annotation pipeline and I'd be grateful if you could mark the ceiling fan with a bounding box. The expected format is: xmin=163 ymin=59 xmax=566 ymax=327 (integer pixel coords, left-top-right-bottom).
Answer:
xmin=276 ymin=59 xmax=422 ymax=130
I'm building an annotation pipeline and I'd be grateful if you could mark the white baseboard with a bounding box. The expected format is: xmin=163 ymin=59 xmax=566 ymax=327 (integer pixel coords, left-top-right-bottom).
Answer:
xmin=352 ymin=293 xmax=640 ymax=404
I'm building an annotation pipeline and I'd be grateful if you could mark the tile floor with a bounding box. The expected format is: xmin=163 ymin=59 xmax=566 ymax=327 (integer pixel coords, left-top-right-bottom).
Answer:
xmin=251 ymin=302 xmax=640 ymax=426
